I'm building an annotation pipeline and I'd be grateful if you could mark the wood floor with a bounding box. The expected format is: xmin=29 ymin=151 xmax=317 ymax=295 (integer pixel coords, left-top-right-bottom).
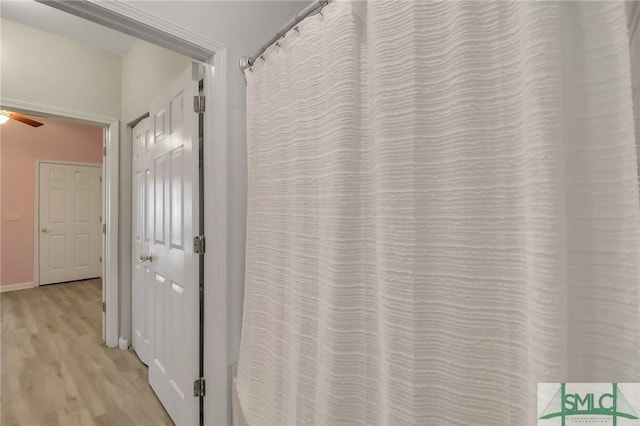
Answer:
xmin=1 ymin=279 xmax=174 ymax=426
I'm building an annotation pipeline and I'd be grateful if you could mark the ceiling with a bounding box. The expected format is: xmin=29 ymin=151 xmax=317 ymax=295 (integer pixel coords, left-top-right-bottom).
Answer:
xmin=0 ymin=0 xmax=135 ymax=56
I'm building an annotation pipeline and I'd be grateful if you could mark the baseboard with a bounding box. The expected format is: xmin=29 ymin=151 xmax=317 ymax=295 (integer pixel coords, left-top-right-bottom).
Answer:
xmin=0 ymin=282 xmax=35 ymax=293
xmin=119 ymin=337 xmax=129 ymax=351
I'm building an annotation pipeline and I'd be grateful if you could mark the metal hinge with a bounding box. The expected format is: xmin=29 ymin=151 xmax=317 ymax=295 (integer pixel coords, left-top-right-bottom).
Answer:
xmin=193 ymin=96 xmax=205 ymax=114
xmin=99 ymin=256 xmax=102 ymax=263
xmin=102 ymin=302 xmax=106 ymax=312
xmin=103 ymin=146 xmax=106 ymax=156
xmin=99 ymin=176 xmax=102 ymax=183
xmin=193 ymin=235 xmax=205 ymax=254
xmin=193 ymin=378 xmax=205 ymax=397
xmin=103 ymin=224 xmax=106 ymax=234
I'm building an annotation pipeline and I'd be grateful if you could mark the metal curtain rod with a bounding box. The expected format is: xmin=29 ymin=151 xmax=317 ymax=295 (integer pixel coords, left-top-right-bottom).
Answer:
xmin=239 ymin=0 xmax=332 ymax=72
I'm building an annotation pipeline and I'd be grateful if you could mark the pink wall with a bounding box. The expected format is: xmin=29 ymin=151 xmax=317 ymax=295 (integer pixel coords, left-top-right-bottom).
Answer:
xmin=0 ymin=115 xmax=103 ymax=285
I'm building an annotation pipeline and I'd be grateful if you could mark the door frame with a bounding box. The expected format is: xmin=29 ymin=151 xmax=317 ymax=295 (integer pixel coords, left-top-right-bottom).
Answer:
xmin=34 ymin=2 xmax=231 ymax=425
xmin=34 ymin=159 xmax=103 ymax=289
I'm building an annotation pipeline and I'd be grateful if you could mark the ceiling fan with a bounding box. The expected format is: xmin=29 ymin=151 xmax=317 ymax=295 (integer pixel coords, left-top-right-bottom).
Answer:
xmin=0 ymin=110 xmax=44 ymax=127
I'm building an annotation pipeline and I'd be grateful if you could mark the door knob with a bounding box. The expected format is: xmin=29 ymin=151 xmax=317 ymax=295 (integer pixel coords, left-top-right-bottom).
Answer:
xmin=139 ymin=253 xmax=153 ymax=262
xmin=40 ymin=228 xmax=48 ymax=233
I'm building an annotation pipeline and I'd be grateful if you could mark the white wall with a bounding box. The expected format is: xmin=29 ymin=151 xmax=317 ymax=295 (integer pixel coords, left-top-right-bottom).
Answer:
xmin=0 ymin=19 xmax=121 ymax=119
xmin=121 ymin=39 xmax=192 ymax=124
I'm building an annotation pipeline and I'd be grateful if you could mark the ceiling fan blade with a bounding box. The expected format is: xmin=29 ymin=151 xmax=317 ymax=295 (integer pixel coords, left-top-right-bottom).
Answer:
xmin=10 ymin=112 xmax=44 ymax=127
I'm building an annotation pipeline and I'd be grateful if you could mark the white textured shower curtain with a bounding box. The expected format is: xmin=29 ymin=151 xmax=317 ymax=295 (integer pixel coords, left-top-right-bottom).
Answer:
xmin=237 ymin=2 xmax=640 ymax=425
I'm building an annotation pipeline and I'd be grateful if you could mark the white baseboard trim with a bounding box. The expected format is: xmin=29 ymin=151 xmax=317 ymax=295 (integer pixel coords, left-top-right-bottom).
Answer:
xmin=0 ymin=282 xmax=35 ymax=293
xmin=119 ymin=337 xmax=129 ymax=351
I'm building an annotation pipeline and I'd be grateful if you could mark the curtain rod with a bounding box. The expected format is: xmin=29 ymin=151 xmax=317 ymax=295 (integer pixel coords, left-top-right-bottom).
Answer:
xmin=239 ymin=0 xmax=331 ymax=72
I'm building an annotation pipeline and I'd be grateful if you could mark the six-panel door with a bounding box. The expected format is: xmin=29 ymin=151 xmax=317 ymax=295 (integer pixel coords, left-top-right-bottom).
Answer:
xmin=39 ymin=163 xmax=101 ymax=285
xmin=147 ymin=64 xmax=200 ymax=426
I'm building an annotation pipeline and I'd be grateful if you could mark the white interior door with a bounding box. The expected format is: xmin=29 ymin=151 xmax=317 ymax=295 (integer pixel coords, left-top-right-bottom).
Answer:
xmin=132 ymin=117 xmax=154 ymax=365
xmin=145 ymin=63 xmax=200 ymax=426
xmin=39 ymin=162 xmax=101 ymax=285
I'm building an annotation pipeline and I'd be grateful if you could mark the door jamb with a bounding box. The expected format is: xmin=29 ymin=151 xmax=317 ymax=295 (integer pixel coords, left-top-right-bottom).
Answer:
xmin=34 ymin=160 xmax=102 ymax=287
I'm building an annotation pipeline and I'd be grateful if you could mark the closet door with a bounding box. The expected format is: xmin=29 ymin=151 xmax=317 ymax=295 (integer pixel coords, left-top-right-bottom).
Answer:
xmin=146 ymin=63 xmax=200 ymax=426
xmin=39 ymin=162 xmax=101 ymax=284
xmin=131 ymin=117 xmax=153 ymax=365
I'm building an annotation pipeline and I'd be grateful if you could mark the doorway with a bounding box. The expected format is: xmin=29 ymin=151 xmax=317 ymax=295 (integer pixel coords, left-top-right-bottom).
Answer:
xmin=0 ymin=102 xmax=121 ymax=347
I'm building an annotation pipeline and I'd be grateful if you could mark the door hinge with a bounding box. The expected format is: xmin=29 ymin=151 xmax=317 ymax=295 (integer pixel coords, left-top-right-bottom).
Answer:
xmin=102 ymin=302 xmax=106 ymax=313
xmin=103 ymin=224 xmax=106 ymax=234
xmin=193 ymin=95 xmax=205 ymax=114
xmin=103 ymin=146 xmax=107 ymax=156
xmin=193 ymin=235 xmax=205 ymax=254
xmin=99 ymin=176 xmax=102 ymax=183
xmin=99 ymin=256 xmax=102 ymax=263
xmin=194 ymin=378 xmax=205 ymax=397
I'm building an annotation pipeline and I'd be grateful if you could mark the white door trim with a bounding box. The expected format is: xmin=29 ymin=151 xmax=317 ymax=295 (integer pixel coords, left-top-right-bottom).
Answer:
xmin=36 ymin=0 xmax=224 ymax=62
xmin=1 ymin=97 xmax=121 ymax=349
xmin=24 ymin=3 xmax=230 ymax=424
xmin=0 ymin=98 xmax=116 ymax=126
xmin=35 ymin=161 xmax=102 ymax=285
xmin=104 ymin=121 xmax=119 ymax=348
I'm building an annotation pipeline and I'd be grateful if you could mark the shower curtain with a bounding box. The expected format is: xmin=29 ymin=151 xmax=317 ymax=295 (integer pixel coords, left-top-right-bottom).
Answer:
xmin=237 ymin=2 xmax=640 ymax=425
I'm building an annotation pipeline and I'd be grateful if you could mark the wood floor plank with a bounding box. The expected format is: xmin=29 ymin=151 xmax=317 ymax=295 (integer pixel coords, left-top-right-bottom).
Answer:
xmin=57 ymin=408 xmax=97 ymax=426
xmin=1 ymin=279 xmax=174 ymax=426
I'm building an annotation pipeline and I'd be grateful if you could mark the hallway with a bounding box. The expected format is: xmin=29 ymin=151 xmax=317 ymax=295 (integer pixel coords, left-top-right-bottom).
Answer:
xmin=1 ymin=279 xmax=173 ymax=426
